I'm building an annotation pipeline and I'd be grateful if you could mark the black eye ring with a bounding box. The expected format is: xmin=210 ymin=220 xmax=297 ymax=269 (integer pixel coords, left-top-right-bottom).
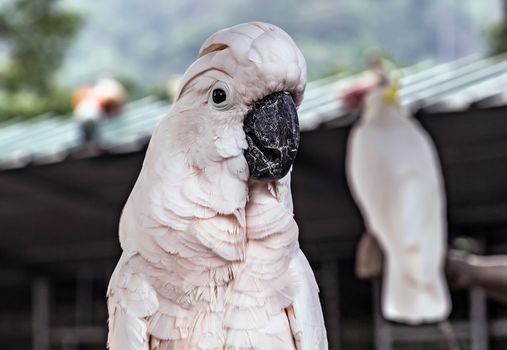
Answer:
xmin=212 ymin=88 xmax=227 ymax=104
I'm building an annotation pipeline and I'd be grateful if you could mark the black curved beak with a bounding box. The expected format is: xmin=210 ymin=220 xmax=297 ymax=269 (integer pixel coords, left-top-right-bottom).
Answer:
xmin=243 ymin=91 xmax=300 ymax=181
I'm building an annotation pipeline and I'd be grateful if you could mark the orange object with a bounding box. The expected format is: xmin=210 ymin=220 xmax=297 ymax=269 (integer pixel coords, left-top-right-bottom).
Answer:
xmin=73 ymin=87 xmax=95 ymax=109
xmin=73 ymin=79 xmax=125 ymax=119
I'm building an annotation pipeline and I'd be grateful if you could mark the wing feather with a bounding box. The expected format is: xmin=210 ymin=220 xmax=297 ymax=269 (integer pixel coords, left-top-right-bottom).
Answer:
xmin=107 ymin=255 xmax=159 ymax=350
xmin=288 ymin=250 xmax=328 ymax=350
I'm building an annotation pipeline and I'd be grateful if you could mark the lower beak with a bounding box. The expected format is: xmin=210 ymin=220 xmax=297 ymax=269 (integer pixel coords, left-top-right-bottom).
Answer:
xmin=243 ymin=91 xmax=300 ymax=181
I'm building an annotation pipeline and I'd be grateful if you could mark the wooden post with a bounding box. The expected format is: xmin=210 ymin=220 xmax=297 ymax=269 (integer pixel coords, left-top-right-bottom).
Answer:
xmin=32 ymin=277 xmax=50 ymax=350
xmin=373 ymin=281 xmax=392 ymax=350
xmin=469 ymin=238 xmax=488 ymax=350
xmin=320 ymin=261 xmax=340 ymax=349
xmin=76 ymin=267 xmax=93 ymax=325
xmin=470 ymin=287 xmax=488 ymax=350
xmin=62 ymin=340 xmax=77 ymax=350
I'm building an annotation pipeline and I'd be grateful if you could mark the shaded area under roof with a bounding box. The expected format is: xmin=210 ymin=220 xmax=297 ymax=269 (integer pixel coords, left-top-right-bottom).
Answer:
xmin=1 ymin=104 xmax=507 ymax=279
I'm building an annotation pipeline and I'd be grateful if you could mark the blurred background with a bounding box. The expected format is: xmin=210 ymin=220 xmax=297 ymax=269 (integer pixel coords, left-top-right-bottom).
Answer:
xmin=0 ymin=0 xmax=506 ymax=349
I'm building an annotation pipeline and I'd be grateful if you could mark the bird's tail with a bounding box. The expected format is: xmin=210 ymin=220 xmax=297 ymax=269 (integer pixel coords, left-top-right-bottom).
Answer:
xmin=382 ymin=258 xmax=450 ymax=325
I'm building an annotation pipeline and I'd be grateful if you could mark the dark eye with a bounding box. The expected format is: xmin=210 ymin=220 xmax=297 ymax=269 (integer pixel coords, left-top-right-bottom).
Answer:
xmin=212 ymin=88 xmax=227 ymax=104
xmin=209 ymin=82 xmax=232 ymax=109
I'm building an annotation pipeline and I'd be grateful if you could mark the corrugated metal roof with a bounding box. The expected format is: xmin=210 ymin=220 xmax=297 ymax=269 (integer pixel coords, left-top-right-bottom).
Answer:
xmin=0 ymin=54 xmax=506 ymax=171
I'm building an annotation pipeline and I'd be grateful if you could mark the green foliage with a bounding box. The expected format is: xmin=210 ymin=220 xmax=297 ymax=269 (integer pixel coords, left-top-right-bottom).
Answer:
xmin=0 ymin=89 xmax=73 ymax=122
xmin=114 ymin=75 xmax=170 ymax=102
xmin=452 ymin=237 xmax=482 ymax=254
xmin=0 ymin=0 xmax=82 ymax=121
xmin=146 ymin=85 xmax=170 ymax=102
xmin=321 ymin=62 xmax=349 ymax=78
xmin=0 ymin=0 xmax=83 ymax=94
xmin=114 ymin=75 xmax=145 ymax=100
xmin=488 ymin=22 xmax=507 ymax=55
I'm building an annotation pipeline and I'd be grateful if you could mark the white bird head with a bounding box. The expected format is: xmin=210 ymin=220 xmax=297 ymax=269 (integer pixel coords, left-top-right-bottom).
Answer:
xmin=169 ymin=22 xmax=307 ymax=181
xmin=362 ymin=83 xmax=405 ymax=122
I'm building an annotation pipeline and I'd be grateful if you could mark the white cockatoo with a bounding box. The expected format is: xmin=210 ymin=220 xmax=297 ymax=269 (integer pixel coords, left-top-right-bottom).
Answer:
xmin=107 ymin=22 xmax=327 ymax=350
xmin=346 ymin=84 xmax=451 ymax=324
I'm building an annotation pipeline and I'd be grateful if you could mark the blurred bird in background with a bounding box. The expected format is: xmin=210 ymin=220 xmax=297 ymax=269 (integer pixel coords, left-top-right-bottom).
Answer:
xmin=346 ymin=79 xmax=451 ymax=325
xmin=73 ymin=78 xmax=126 ymax=143
xmin=73 ymin=78 xmax=126 ymax=118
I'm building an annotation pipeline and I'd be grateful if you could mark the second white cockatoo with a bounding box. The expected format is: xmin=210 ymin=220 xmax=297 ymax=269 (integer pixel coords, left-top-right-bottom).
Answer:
xmin=107 ymin=22 xmax=327 ymax=350
xmin=346 ymin=84 xmax=451 ymax=324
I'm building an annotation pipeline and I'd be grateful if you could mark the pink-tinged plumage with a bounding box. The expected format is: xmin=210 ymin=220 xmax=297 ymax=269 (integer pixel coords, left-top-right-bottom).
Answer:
xmin=107 ymin=22 xmax=327 ymax=349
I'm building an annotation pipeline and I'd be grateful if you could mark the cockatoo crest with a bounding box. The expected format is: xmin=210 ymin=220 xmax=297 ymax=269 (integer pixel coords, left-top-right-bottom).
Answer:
xmin=177 ymin=22 xmax=306 ymax=106
xmin=383 ymin=82 xmax=399 ymax=105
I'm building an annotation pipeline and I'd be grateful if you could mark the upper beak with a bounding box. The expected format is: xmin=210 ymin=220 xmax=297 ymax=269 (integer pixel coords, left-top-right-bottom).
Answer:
xmin=243 ymin=91 xmax=300 ymax=181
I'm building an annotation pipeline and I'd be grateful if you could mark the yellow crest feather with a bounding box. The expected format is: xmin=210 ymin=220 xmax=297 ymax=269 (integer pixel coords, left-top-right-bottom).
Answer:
xmin=383 ymin=82 xmax=399 ymax=105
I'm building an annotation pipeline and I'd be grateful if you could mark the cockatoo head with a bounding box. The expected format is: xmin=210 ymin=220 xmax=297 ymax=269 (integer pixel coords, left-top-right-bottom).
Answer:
xmin=362 ymin=83 xmax=405 ymax=122
xmin=170 ymin=22 xmax=306 ymax=181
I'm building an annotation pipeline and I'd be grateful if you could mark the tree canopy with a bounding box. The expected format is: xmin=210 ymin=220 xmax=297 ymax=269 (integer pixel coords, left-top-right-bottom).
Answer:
xmin=0 ymin=0 xmax=83 ymax=94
